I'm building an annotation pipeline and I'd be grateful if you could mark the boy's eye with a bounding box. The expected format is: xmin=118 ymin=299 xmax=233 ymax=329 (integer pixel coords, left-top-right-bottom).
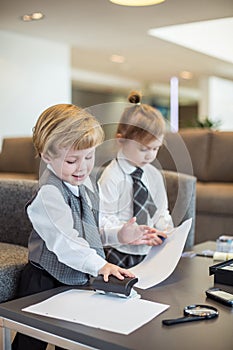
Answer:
xmin=85 ymin=152 xmax=94 ymax=160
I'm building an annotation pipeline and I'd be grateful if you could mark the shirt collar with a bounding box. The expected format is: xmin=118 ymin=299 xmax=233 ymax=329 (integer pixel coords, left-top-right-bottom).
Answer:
xmin=117 ymin=149 xmax=138 ymax=175
xmin=116 ymin=150 xmax=149 ymax=186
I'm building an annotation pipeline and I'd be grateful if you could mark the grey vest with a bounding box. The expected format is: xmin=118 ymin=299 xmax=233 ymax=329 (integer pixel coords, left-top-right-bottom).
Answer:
xmin=28 ymin=169 xmax=102 ymax=285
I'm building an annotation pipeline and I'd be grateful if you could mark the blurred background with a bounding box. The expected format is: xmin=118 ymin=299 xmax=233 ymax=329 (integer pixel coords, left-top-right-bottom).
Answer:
xmin=1 ymin=0 xmax=233 ymax=142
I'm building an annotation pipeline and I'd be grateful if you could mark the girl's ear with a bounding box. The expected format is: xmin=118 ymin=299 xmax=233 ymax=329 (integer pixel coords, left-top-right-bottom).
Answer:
xmin=116 ymin=133 xmax=125 ymax=145
xmin=41 ymin=153 xmax=51 ymax=164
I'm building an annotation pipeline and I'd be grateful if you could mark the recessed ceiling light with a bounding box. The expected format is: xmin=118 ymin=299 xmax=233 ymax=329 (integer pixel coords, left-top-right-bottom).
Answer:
xmin=21 ymin=12 xmax=44 ymax=22
xmin=179 ymin=71 xmax=193 ymax=80
xmin=109 ymin=0 xmax=165 ymax=6
xmin=31 ymin=12 xmax=44 ymax=20
xmin=110 ymin=54 xmax=125 ymax=63
xmin=21 ymin=14 xmax=32 ymax=22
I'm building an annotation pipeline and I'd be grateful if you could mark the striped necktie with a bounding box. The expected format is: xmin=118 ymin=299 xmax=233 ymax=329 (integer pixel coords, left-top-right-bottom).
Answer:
xmin=79 ymin=185 xmax=105 ymax=258
xmin=130 ymin=167 xmax=157 ymax=225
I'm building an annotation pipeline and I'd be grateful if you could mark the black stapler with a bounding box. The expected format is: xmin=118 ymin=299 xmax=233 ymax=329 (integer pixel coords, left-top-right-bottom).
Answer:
xmin=90 ymin=275 xmax=139 ymax=298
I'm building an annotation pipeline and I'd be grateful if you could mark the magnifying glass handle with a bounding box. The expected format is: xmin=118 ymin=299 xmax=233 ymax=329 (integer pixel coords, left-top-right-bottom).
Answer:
xmin=162 ymin=316 xmax=202 ymax=326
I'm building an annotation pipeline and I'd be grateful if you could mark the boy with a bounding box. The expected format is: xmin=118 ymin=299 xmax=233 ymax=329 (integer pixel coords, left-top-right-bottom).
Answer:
xmin=13 ymin=103 xmax=149 ymax=350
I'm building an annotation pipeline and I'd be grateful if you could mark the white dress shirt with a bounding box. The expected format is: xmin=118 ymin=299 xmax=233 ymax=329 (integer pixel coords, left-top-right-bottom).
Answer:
xmin=98 ymin=150 xmax=173 ymax=255
xmin=27 ymin=166 xmax=106 ymax=277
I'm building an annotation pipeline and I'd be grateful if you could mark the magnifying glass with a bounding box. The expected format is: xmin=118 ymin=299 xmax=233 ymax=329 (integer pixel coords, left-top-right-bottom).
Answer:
xmin=162 ymin=304 xmax=218 ymax=326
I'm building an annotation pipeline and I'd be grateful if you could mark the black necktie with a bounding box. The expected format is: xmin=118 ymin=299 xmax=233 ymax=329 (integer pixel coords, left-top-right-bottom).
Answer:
xmin=79 ymin=185 xmax=105 ymax=258
xmin=131 ymin=167 xmax=157 ymax=225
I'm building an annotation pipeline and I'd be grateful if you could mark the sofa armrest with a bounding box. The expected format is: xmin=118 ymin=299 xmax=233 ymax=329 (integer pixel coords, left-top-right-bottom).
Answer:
xmin=0 ymin=243 xmax=28 ymax=302
xmin=161 ymin=170 xmax=197 ymax=249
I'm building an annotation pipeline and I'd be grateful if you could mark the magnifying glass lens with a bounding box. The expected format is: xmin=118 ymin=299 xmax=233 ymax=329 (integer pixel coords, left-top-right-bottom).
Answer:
xmin=185 ymin=306 xmax=218 ymax=317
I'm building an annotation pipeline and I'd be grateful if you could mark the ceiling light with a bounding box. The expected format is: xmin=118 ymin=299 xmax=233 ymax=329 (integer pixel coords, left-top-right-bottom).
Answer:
xmin=110 ymin=54 xmax=125 ymax=63
xmin=21 ymin=14 xmax=32 ymax=22
xmin=179 ymin=71 xmax=193 ymax=80
xmin=21 ymin=12 xmax=44 ymax=22
xmin=31 ymin=12 xmax=44 ymax=20
xmin=109 ymin=0 xmax=165 ymax=6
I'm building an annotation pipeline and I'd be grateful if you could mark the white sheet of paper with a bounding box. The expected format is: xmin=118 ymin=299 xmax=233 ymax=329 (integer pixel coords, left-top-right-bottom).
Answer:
xmin=130 ymin=218 xmax=192 ymax=289
xmin=23 ymin=289 xmax=169 ymax=335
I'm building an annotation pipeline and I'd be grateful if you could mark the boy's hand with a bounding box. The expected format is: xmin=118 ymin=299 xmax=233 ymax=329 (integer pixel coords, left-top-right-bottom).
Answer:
xmin=118 ymin=217 xmax=151 ymax=244
xmin=98 ymin=262 xmax=135 ymax=282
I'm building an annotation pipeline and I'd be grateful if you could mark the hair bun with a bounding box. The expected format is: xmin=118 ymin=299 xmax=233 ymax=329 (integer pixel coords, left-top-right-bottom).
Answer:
xmin=128 ymin=91 xmax=142 ymax=104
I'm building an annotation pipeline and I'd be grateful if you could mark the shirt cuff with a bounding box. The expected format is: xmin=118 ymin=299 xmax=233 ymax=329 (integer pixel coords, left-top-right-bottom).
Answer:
xmin=102 ymin=226 xmax=122 ymax=246
xmin=82 ymin=253 xmax=107 ymax=277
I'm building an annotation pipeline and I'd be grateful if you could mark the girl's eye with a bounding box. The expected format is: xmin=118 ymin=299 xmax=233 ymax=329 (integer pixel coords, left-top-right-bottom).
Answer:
xmin=66 ymin=160 xmax=76 ymax=164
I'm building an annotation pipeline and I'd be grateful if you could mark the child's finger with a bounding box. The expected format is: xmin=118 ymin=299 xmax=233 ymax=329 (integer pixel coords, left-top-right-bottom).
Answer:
xmin=125 ymin=217 xmax=136 ymax=226
xmin=103 ymin=273 xmax=109 ymax=282
xmin=120 ymin=269 xmax=135 ymax=278
xmin=130 ymin=238 xmax=149 ymax=245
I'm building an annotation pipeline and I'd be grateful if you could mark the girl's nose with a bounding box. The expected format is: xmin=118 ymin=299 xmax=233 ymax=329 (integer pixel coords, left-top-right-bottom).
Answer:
xmin=146 ymin=150 xmax=157 ymax=160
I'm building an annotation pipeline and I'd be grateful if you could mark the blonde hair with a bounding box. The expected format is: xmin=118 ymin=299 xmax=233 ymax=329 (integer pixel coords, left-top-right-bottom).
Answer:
xmin=117 ymin=91 xmax=165 ymax=144
xmin=33 ymin=104 xmax=104 ymax=158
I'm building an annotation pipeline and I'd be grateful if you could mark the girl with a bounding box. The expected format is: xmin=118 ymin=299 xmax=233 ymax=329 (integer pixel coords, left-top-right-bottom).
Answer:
xmin=99 ymin=91 xmax=173 ymax=268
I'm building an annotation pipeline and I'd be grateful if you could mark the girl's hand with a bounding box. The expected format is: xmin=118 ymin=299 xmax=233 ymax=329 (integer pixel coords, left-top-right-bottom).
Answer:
xmin=98 ymin=262 xmax=135 ymax=282
xmin=118 ymin=217 xmax=151 ymax=244
xmin=139 ymin=228 xmax=167 ymax=246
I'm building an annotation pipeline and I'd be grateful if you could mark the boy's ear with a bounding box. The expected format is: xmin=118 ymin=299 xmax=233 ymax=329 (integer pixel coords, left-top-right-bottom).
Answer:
xmin=41 ymin=153 xmax=51 ymax=164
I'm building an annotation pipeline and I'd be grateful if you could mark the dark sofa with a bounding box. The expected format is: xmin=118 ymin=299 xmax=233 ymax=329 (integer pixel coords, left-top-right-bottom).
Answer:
xmin=156 ymin=128 xmax=233 ymax=244
xmin=0 ymin=137 xmax=39 ymax=179
xmin=0 ymin=179 xmax=37 ymax=302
